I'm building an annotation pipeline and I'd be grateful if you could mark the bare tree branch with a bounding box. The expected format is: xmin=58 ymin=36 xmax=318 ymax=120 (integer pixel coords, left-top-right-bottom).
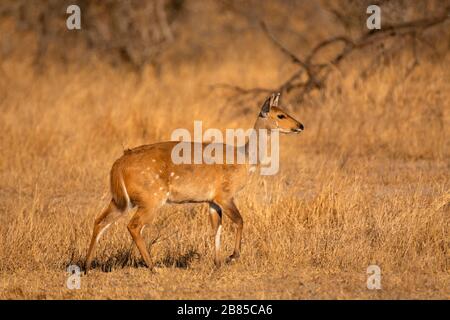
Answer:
xmin=216 ymin=9 xmax=450 ymax=106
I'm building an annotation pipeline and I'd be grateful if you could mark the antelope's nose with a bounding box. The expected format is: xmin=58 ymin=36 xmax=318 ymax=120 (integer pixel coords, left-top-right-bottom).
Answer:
xmin=298 ymin=123 xmax=304 ymax=131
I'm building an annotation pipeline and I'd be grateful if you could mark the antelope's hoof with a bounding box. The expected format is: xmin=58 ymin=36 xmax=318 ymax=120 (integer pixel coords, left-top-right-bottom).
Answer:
xmin=225 ymin=253 xmax=240 ymax=264
xmin=148 ymin=266 xmax=157 ymax=274
xmin=151 ymin=267 xmax=162 ymax=274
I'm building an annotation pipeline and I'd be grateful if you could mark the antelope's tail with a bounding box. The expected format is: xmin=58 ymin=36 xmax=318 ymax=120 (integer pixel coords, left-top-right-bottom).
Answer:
xmin=110 ymin=162 xmax=131 ymax=211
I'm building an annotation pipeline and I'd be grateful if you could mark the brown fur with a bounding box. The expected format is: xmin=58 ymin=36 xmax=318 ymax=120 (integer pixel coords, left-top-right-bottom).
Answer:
xmin=85 ymin=93 xmax=303 ymax=272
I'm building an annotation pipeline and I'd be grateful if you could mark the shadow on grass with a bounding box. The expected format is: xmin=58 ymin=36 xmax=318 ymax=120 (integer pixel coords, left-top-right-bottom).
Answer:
xmin=67 ymin=248 xmax=201 ymax=273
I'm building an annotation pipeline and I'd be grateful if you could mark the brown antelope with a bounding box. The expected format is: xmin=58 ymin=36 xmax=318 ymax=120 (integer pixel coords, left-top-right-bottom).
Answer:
xmin=85 ymin=93 xmax=304 ymax=272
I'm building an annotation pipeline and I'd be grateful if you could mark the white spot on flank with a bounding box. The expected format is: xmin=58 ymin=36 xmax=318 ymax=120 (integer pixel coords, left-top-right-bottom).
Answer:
xmin=155 ymin=174 xmax=159 ymax=179
xmin=152 ymin=159 xmax=156 ymax=162
xmin=159 ymin=187 xmax=163 ymax=190
xmin=215 ymin=225 xmax=222 ymax=251
xmin=153 ymin=193 xmax=157 ymax=196
xmin=166 ymin=192 xmax=170 ymax=196
xmin=170 ymin=172 xmax=175 ymax=177
xmin=175 ymin=176 xmax=180 ymax=180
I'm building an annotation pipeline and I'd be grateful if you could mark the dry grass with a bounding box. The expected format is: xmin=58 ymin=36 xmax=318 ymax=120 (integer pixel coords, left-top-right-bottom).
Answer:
xmin=0 ymin=24 xmax=449 ymax=299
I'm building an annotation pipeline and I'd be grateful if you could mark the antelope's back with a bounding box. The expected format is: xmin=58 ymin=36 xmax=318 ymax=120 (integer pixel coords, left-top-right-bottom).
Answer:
xmin=114 ymin=141 xmax=248 ymax=201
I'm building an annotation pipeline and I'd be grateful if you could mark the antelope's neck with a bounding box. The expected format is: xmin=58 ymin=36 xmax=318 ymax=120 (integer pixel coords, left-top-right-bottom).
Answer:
xmin=239 ymin=117 xmax=273 ymax=167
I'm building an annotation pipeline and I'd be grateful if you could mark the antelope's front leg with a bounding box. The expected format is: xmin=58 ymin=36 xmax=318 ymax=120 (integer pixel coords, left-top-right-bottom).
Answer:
xmin=209 ymin=203 xmax=222 ymax=267
xmin=216 ymin=198 xmax=243 ymax=263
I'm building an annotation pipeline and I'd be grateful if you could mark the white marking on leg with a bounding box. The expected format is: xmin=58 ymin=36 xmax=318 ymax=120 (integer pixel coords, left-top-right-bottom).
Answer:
xmin=215 ymin=225 xmax=222 ymax=251
xmin=140 ymin=224 xmax=146 ymax=236
xmin=96 ymin=223 xmax=112 ymax=243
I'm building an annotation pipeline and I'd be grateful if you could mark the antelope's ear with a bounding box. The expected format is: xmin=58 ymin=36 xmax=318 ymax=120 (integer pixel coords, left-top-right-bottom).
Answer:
xmin=272 ymin=92 xmax=280 ymax=107
xmin=260 ymin=94 xmax=275 ymax=118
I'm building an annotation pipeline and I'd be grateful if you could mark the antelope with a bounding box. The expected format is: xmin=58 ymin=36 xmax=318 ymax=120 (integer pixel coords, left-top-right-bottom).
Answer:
xmin=85 ymin=93 xmax=304 ymax=272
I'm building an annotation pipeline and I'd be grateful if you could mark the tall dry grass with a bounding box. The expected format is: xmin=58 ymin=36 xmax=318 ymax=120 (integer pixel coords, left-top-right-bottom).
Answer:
xmin=0 ymin=29 xmax=449 ymax=299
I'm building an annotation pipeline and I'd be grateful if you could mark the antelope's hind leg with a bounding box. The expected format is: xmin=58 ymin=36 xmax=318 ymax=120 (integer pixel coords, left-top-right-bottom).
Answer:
xmin=127 ymin=194 xmax=165 ymax=270
xmin=85 ymin=200 xmax=124 ymax=273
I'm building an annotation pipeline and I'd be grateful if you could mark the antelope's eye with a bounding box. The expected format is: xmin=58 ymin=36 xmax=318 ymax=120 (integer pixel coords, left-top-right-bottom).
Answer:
xmin=277 ymin=114 xmax=286 ymax=119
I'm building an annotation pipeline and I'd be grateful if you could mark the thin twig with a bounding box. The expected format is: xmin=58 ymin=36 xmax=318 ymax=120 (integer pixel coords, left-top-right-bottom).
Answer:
xmin=213 ymin=9 xmax=449 ymax=106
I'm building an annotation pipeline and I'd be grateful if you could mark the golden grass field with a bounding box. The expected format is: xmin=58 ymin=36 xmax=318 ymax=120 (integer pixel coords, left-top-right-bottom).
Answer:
xmin=0 ymin=1 xmax=449 ymax=299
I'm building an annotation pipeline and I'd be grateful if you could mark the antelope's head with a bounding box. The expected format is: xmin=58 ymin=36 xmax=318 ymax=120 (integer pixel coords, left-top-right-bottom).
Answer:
xmin=257 ymin=93 xmax=304 ymax=134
